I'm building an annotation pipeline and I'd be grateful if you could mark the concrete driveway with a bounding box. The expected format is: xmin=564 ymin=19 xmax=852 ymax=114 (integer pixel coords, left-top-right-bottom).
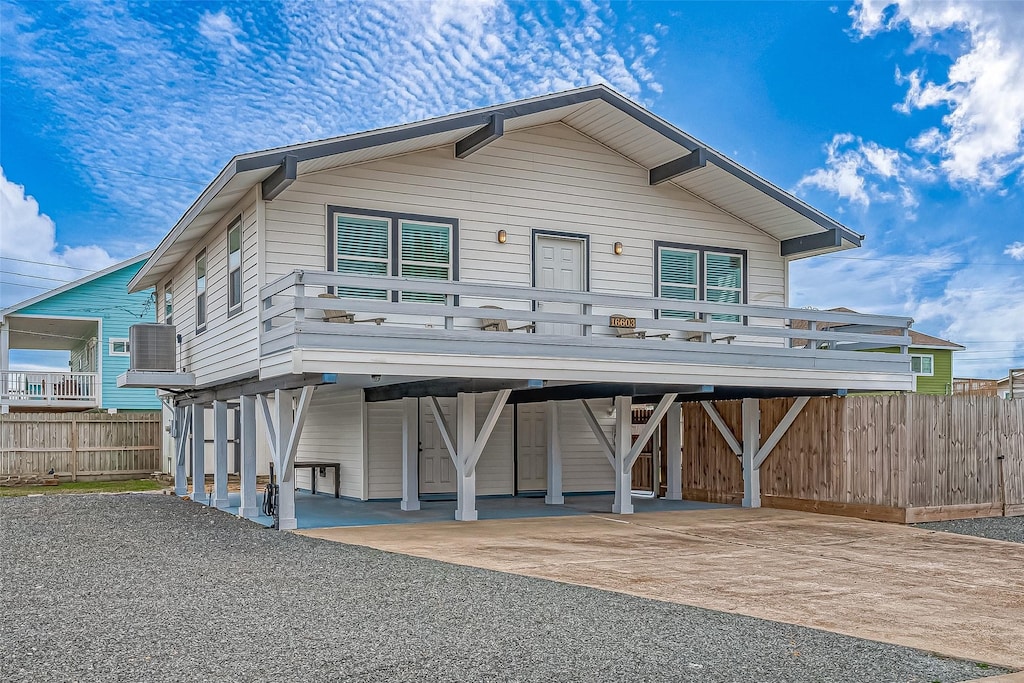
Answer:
xmin=301 ymin=507 xmax=1024 ymax=670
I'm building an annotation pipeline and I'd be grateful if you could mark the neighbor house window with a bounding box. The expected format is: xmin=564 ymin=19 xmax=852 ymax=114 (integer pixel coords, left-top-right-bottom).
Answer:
xmin=109 ymin=338 xmax=130 ymax=356
xmin=227 ymin=219 xmax=243 ymax=315
xmin=911 ymin=354 xmax=934 ymax=376
xmin=327 ymin=207 xmax=456 ymax=302
xmin=164 ymin=281 xmax=173 ymax=326
xmin=657 ymin=244 xmax=746 ymax=322
xmin=195 ymin=250 xmax=207 ymax=333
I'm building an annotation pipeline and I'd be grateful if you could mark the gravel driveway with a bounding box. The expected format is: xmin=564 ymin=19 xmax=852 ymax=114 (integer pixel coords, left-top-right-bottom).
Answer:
xmin=915 ymin=516 xmax=1024 ymax=544
xmin=0 ymin=494 xmax=1009 ymax=682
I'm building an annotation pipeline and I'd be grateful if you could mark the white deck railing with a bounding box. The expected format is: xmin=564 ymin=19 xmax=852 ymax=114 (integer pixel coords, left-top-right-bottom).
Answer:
xmin=260 ymin=271 xmax=914 ymax=356
xmin=0 ymin=371 xmax=99 ymax=406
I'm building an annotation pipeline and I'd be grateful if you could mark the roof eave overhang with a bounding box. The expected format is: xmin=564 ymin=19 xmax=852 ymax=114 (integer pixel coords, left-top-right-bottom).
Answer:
xmin=131 ymin=84 xmax=859 ymax=291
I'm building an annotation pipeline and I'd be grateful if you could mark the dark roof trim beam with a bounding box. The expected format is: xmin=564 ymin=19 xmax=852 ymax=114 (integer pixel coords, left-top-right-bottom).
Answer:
xmin=649 ymin=148 xmax=707 ymax=185
xmin=781 ymin=227 xmax=859 ymax=257
xmin=455 ymin=113 xmax=505 ymax=159
xmin=261 ymin=154 xmax=297 ymax=202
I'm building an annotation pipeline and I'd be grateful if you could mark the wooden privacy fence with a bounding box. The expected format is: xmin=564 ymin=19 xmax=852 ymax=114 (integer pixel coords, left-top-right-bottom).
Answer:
xmin=0 ymin=412 xmax=163 ymax=481
xmin=682 ymin=395 xmax=1024 ymax=523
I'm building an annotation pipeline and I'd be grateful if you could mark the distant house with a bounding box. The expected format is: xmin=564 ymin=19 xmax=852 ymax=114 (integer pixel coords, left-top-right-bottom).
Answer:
xmin=0 ymin=253 xmax=161 ymax=413
xmin=794 ymin=307 xmax=964 ymax=395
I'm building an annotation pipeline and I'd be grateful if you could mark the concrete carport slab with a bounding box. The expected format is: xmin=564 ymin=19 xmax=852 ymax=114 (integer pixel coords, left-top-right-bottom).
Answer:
xmin=301 ymin=507 xmax=1024 ymax=670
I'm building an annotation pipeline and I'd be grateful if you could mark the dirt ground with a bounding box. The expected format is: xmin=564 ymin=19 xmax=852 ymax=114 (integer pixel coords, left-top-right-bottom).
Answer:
xmin=301 ymin=507 xmax=1024 ymax=670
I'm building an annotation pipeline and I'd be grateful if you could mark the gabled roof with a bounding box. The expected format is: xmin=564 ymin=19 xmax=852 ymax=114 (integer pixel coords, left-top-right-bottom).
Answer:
xmin=1 ymin=252 xmax=154 ymax=318
xmin=130 ymin=84 xmax=864 ymax=292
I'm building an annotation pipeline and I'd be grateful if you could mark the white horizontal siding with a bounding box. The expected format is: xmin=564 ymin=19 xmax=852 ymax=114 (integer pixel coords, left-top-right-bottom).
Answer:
xmin=294 ymin=385 xmax=364 ymax=499
xmin=263 ymin=123 xmax=785 ymax=318
xmin=365 ymin=394 xmax=513 ymax=499
xmin=366 ymin=399 xmax=403 ymax=499
xmin=557 ymin=400 xmax=616 ymax=493
xmin=171 ymin=188 xmax=262 ymax=386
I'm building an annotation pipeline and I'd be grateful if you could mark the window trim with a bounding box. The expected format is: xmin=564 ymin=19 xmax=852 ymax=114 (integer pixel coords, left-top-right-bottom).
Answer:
xmin=226 ymin=216 xmax=243 ymax=317
xmin=195 ymin=249 xmax=207 ymax=334
xmin=326 ymin=205 xmax=459 ymax=301
xmin=109 ymin=338 xmax=130 ymax=356
xmin=654 ymin=241 xmax=748 ymax=321
xmin=163 ymin=280 xmax=173 ymax=326
xmin=911 ymin=353 xmax=934 ymax=376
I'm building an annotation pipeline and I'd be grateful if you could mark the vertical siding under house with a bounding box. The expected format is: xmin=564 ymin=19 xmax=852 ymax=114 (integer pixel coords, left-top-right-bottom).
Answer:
xmin=14 ymin=260 xmax=159 ymax=410
xmin=262 ymin=124 xmax=787 ymax=331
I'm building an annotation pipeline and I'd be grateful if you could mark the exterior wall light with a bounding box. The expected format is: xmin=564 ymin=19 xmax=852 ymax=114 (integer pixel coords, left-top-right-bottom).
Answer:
xmin=613 ymin=241 xmax=623 ymax=255
xmin=497 ymin=229 xmax=507 ymax=244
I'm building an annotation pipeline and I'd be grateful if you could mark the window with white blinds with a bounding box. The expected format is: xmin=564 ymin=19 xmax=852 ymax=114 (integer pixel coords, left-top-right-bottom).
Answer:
xmin=334 ymin=214 xmax=391 ymax=299
xmin=705 ymin=252 xmax=743 ymax=322
xmin=657 ymin=243 xmax=745 ymax=322
xmin=328 ymin=208 xmax=456 ymax=302
xmin=658 ymin=248 xmax=698 ymax=319
xmin=400 ymin=220 xmax=452 ymax=303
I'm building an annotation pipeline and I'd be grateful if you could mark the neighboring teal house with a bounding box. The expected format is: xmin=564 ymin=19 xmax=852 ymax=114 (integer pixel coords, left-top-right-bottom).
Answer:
xmin=0 ymin=253 xmax=160 ymax=412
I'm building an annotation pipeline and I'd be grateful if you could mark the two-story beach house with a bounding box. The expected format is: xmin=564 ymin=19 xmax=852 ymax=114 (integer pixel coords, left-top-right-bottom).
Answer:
xmin=120 ymin=85 xmax=914 ymax=529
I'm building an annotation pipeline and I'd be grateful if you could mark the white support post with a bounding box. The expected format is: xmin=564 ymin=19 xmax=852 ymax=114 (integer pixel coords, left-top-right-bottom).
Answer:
xmin=741 ymin=398 xmax=761 ymax=508
xmin=455 ymin=392 xmax=477 ymax=521
xmin=544 ymin=400 xmax=563 ymax=505
xmin=275 ymin=389 xmax=297 ymax=530
xmin=190 ymin=403 xmax=208 ymax=504
xmin=0 ymin=323 xmax=9 ymax=405
xmin=238 ymin=395 xmax=259 ymax=519
xmin=611 ymin=395 xmax=633 ymax=515
xmin=401 ymin=397 xmax=420 ymax=511
xmin=212 ymin=400 xmax=230 ymax=509
xmin=665 ymin=402 xmax=683 ymax=501
xmin=173 ymin=406 xmax=191 ymax=497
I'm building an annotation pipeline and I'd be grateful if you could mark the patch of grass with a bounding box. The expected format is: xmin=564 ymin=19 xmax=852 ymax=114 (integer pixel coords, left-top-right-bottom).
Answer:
xmin=0 ymin=479 xmax=166 ymax=497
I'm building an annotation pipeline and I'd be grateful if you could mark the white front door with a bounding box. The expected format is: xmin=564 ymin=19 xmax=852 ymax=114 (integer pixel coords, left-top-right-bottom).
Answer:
xmin=419 ymin=398 xmax=457 ymax=494
xmin=516 ymin=404 xmax=547 ymax=492
xmin=535 ymin=235 xmax=585 ymax=336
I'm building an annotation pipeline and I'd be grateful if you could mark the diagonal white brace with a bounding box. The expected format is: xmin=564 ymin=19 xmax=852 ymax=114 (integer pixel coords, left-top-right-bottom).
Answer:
xmin=753 ymin=396 xmax=810 ymax=469
xmin=626 ymin=393 xmax=678 ymax=469
xmin=427 ymin=396 xmax=458 ymax=465
xmin=281 ymin=385 xmax=315 ymax=475
xmin=701 ymin=400 xmax=743 ymax=456
xmin=258 ymin=393 xmax=279 ymax=468
xmin=465 ymin=389 xmax=511 ymax=473
xmin=580 ymin=399 xmax=615 ymax=467
xmin=175 ymin=407 xmax=192 ymax=467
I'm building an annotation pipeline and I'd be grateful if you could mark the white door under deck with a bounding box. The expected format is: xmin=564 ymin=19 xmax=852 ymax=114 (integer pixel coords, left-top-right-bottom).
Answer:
xmin=516 ymin=403 xmax=547 ymax=492
xmin=535 ymin=234 xmax=585 ymax=336
xmin=419 ymin=398 xmax=457 ymax=495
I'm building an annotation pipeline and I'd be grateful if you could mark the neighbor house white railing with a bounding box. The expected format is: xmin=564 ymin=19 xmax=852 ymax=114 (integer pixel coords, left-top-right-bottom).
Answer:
xmin=259 ymin=271 xmax=915 ymax=356
xmin=0 ymin=371 xmax=99 ymax=406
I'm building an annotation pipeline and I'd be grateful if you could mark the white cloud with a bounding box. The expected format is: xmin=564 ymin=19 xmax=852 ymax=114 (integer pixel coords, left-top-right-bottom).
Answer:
xmin=790 ymin=247 xmax=1024 ymax=377
xmin=851 ymin=0 xmax=1024 ymax=188
xmin=1 ymin=0 xmax=663 ymax=241
xmin=0 ymin=167 xmax=117 ymax=308
xmin=1006 ymin=242 xmax=1024 ymax=260
xmin=198 ymin=10 xmax=252 ymax=58
xmin=796 ymin=134 xmax=915 ymax=211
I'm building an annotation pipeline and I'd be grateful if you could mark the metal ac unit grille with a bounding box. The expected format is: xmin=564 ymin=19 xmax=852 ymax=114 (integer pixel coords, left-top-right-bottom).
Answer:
xmin=129 ymin=324 xmax=177 ymax=371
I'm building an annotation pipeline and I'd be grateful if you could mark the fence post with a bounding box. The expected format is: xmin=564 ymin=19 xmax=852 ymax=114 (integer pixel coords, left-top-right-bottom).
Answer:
xmin=70 ymin=413 xmax=79 ymax=482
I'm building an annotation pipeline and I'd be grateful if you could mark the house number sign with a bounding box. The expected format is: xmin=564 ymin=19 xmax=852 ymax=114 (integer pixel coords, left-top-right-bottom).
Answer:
xmin=609 ymin=315 xmax=636 ymax=328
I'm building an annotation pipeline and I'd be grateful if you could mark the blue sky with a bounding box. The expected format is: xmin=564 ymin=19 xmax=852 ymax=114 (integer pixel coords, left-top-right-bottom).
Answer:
xmin=1 ymin=0 xmax=1022 ymax=378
